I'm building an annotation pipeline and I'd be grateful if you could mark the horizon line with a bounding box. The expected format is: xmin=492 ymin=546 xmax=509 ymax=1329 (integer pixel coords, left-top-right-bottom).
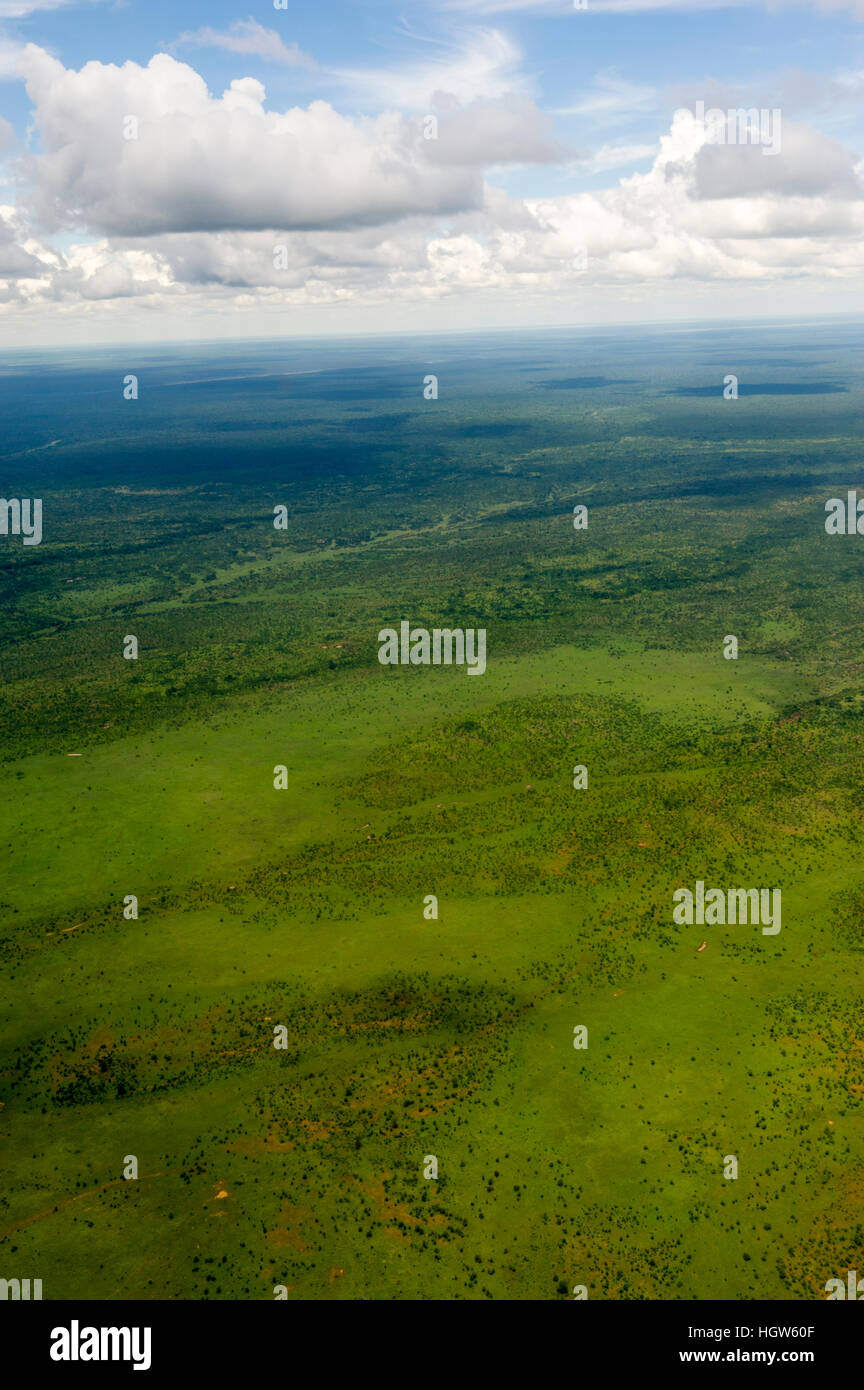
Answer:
xmin=2 ymin=309 xmax=864 ymax=358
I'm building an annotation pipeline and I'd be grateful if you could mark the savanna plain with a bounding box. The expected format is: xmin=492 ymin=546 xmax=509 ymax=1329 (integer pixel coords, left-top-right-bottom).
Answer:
xmin=1 ymin=321 xmax=862 ymax=1300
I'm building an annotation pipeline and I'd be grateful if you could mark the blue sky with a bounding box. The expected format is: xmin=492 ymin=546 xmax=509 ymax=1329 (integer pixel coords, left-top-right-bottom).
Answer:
xmin=1 ymin=0 xmax=863 ymax=342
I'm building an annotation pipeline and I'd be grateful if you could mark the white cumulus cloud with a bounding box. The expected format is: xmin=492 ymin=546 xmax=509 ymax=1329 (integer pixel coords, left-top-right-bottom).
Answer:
xmin=16 ymin=45 xmax=487 ymax=236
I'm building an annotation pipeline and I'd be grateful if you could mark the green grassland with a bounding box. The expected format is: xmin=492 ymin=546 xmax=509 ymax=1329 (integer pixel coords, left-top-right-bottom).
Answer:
xmin=1 ymin=323 xmax=863 ymax=1299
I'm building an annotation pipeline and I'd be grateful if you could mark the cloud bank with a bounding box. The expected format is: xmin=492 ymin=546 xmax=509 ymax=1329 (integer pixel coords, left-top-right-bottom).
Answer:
xmin=1 ymin=44 xmax=862 ymax=326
